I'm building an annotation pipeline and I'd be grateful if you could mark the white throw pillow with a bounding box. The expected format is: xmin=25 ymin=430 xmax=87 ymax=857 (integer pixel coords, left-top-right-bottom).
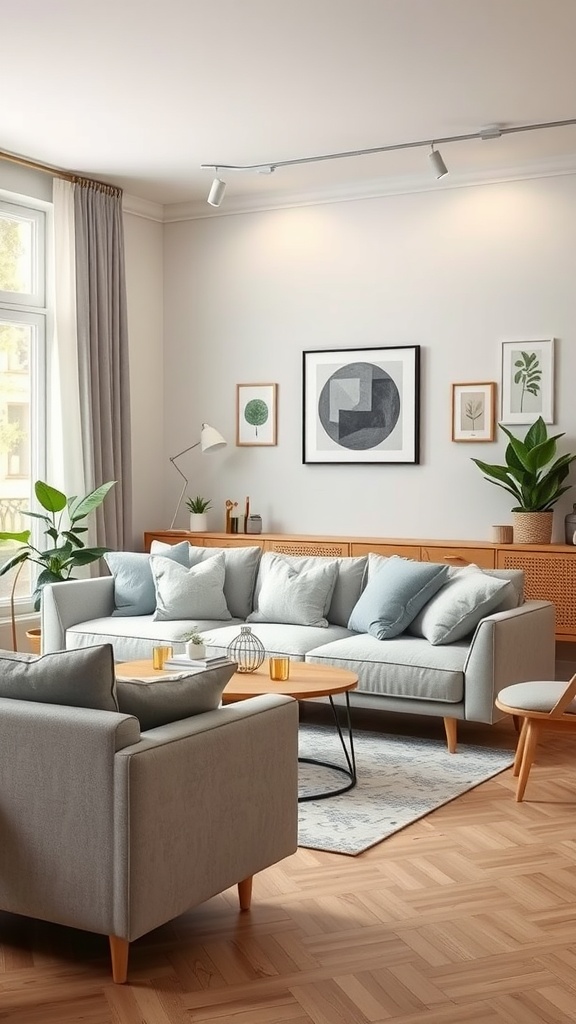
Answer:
xmin=247 ymin=554 xmax=338 ymax=627
xmin=408 ymin=565 xmax=513 ymax=645
xmin=151 ymin=552 xmax=231 ymax=621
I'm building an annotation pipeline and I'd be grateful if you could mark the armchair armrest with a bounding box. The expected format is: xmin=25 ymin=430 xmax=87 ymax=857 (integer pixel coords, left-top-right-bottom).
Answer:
xmin=113 ymin=693 xmax=299 ymax=942
xmin=463 ymin=600 xmax=556 ymax=723
xmin=41 ymin=577 xmax=116 ymax=652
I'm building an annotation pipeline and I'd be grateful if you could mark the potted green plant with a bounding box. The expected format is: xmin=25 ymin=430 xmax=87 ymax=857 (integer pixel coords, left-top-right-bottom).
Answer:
xmin=185 ymin=495 xmax=212 ymax=533
xmin=181 ymin=630 xmax=206 ymax=659
xmin=0 ymin=479 xmax=116 ymax=651
xmin=471 ymin=416 xmax=576 ymax=543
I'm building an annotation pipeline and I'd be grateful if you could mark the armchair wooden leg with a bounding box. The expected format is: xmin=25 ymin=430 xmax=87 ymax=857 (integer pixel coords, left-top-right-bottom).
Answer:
xmin=516 ymin=720 xmax=540 ymax=802
xmin=443 ymin=717 xmax=457 ymax=754
xmin=238 ymin=876 xmax=253 ymax=911
xmin=513 ymin=718 xmax=528 ymax=777
xmin=109 ymin=935 xmax=129 ymax=984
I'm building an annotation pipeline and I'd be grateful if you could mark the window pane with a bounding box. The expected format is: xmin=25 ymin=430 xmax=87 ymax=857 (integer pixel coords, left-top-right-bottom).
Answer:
xmin=0 ymin=319 xmax=32 ymax=604
xmin=0 ymin=212 xmax=33 ymax=295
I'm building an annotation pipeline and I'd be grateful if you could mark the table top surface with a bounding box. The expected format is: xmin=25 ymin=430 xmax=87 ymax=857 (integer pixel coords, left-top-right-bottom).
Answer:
xmin=116 ymin=658 xmax=358 ymax=701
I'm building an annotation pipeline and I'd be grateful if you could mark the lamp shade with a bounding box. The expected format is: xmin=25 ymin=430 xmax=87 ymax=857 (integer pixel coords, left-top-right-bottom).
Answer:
xmin=200 ymin=423 xmax=227 ymax=452
xmin=207 ymin=177 xmax=226 ymax=207
xmin=429 ymin=147 xmax=448 ymax=179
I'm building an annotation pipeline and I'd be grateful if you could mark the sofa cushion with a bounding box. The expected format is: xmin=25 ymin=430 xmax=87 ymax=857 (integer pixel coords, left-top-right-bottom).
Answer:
xmin=247 ymin=553 xmax=338 ymax=627
xmin=187 ymin=544 xmax=262 ymax=619
xmin=115 ymin=661 xmax=236 ymax=729
xmin=348 ymin=556 xmax=449 ymax=639
xmin=64 ymin=615 xmax=243 ymax=662
xmin=106 ymin=543 xmax=190 ymax=616
xmin=306 ymin=633 xmax=466 ymax=703
xmin=0 ymin=644 xmax=118 ymax=711
xmin=202 ymin=621 xmax=353 ymax=659
xmin=151 ymin=552 xmax=231 ymax=621
xmin=408 ymin=565 xmax=514 ymax=644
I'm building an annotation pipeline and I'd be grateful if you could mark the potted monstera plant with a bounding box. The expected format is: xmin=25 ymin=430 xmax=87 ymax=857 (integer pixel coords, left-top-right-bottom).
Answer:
xmin=0 ymin=479 xmax=116 ymax=651
xmin=472 ymin=417 xmax=576 ymax=543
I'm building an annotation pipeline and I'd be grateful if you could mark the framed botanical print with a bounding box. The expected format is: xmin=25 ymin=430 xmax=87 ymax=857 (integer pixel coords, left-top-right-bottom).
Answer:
xmin=501 ymin=339 xmax=554 ymax=424
xmin=303 ymin=345 xmax=420 ymax=464
xmin=451 ymin=382 xmax=496 ymax=442
xmin=236 ymin=383 xmax=277 ymax=446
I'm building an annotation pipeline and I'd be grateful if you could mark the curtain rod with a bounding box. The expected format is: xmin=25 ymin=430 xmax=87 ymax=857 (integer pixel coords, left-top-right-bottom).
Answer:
xmin=0 ymin=147 xmax=121 ymax=195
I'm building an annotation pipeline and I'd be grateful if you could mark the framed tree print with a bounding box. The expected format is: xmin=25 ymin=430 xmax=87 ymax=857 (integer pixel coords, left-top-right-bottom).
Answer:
xmin=302 ymin=345 xmax=420 ymax=464
xmin=451 ymin=382 xmax=496 ymax=442
xmin=501 ymin=338 xmax=555 ymax=424
xmin=236 ymin=383 xmax=277 ymax=446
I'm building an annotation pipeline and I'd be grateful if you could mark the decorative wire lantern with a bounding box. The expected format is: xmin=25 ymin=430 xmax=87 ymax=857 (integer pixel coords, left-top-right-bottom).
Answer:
xmin=227 ymin=625 xmax=265 ymax=673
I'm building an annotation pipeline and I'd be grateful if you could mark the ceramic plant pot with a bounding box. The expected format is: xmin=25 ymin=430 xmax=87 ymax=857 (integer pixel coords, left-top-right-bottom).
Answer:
xmin=189 ymin=513 xmax=208 ymax=532
xmin=186 ymin=641 xmax=206 ymax=659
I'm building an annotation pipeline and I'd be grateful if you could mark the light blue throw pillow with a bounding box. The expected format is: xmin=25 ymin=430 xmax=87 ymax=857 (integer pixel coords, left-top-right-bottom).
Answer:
xmin=106 ymin=542 xmax=189 ymax=616
xmin=348 ymin=556 xmax=449 ymax=639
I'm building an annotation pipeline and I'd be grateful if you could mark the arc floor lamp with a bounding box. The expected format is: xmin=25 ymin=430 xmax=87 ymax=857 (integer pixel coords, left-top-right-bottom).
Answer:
xmin=169 ymin=423 xmax=227 ymax=530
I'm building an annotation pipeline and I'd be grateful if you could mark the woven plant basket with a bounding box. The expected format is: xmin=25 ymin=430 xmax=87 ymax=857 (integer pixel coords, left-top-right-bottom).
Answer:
xmin=512 ymin=510 xmax=553 ymax=544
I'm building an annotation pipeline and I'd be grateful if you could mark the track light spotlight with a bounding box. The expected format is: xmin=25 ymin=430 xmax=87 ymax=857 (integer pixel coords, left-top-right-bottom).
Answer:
xmin=207 ymin=177 xmax=226 ymax=207
xmin=429 ymin=145 xmax=448 ymax=179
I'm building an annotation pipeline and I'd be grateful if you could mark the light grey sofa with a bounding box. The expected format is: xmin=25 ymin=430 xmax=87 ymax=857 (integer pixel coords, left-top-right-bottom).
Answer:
xmin=0 ymin=688 xmax=298 ymax=983
xmin=41 ymin=543 xmax=556 ymax=752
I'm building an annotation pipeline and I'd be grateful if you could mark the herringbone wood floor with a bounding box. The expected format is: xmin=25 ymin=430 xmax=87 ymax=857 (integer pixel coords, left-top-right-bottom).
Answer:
xmin=2 ymin=706 xmax=576 ymax=1024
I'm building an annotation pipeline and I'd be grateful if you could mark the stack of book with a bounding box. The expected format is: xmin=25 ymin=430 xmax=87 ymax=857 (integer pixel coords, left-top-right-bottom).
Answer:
xmin=163 ymin=652 xmax=232 ymax=671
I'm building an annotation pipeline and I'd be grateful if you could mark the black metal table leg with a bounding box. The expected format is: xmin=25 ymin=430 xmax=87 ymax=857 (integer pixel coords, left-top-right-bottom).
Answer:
xmin=298 ymin=691 xmax=357 ymax=801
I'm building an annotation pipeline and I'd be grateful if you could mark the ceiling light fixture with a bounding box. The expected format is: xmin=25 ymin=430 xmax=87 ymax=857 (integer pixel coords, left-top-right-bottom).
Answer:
xmin=201 ymin=117 xmax=576 ymax=181
xmin=207 ymin=176 xmax=226 ymax=206
xmin=429 ymin=143 xmax=448 ymax=179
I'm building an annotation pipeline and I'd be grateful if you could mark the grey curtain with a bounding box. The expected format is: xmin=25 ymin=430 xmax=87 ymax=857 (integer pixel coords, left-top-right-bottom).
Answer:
xmin=73 ymin=180 xmax=132 ymax=549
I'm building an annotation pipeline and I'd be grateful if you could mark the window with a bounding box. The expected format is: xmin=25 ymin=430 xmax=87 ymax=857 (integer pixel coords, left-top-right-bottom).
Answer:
xmin=0 ymin=197 xmax=47 ymax=609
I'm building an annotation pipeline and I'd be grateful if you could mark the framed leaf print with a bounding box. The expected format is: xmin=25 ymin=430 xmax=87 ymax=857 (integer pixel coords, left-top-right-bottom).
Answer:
xmin=236 ymin=383 xmax=277 ymax=446
xmin=501 ymin=339 xmax=554 ymax=424
xmin=451 ymin=382 xmax=496 ymax=442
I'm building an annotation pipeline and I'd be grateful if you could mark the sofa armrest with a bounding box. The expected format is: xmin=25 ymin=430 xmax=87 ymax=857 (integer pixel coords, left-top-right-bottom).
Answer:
xmin=112 ymin=693 xmax=299 ymax=941
xmin=41 ymin=577 xmax=116 ymax=652
xmin=463 ymin=600 xmax=556 ymax=723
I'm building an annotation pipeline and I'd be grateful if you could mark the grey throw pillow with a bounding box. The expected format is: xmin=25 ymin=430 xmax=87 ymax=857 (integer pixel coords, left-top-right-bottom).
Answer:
xmin=106 ymin=543 xmax=190 ymax=616
xmin=188 ymin=544 xmax=262 ymax=619
xmin=115 ymin=661 xmax=236 ymax=729
xmin=0 ymin=644 xmax=118 ymax=711
xmin=248 ymin=553 xmax=338 ymax=627
xmin=348 ymin=556 xmax=449 ymax=639
xmin=408 ymin=565 xmax=514 ymax=644
xmin=151 ymin=552 xmax=231 ymax=621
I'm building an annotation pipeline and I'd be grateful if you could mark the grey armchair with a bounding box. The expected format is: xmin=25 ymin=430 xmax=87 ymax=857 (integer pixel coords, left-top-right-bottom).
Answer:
xmin=0 ymin=692 xmax=298 ymax=983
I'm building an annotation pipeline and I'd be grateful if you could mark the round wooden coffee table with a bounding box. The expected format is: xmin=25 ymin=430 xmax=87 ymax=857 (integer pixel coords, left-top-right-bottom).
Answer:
xmin=223 ymin=661 xmax=358 ymax=801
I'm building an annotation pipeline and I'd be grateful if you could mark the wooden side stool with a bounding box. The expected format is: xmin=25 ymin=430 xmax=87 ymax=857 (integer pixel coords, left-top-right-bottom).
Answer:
xmin=496 ymin=673 xmax=576 ymax=801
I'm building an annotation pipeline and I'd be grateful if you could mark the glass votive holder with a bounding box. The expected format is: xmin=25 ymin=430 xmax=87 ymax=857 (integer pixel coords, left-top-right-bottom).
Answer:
xmin=152 ymin=645 xmax=173 ymax=670
xmin=269 ymin=656 xmax=290 ymax=681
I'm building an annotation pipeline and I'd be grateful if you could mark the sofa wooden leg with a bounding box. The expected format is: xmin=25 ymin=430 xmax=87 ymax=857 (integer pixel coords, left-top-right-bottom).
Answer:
xmin=238 ymin=876 xmax=253 ymax=911
xmin=443 ymin=717 xmax=457 ymax=753
xmin=109 ymin=935 xmax=129 ymax=984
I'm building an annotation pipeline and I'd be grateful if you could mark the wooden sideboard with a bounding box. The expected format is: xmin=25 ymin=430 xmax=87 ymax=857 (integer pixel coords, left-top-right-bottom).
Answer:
xmin=144 ymin=530 xmax=576 ymax=642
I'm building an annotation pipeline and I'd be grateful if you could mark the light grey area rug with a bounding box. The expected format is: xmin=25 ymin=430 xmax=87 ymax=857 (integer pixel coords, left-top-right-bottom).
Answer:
xmin=297 ymin=724 xmax=514 ymax=855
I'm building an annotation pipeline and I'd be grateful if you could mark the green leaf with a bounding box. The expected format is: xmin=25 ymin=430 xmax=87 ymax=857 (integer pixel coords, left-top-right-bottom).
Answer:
xmin=0 ymin=530 xmax=31 ymax=544
xmin=35 ymin=481 xmax=67 ymax=513
xmin=68 ymin=481 xmax=116 ymax=522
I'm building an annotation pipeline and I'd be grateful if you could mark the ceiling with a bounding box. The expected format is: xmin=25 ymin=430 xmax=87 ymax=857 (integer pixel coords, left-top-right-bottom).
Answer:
xmin=2 ymin=0 xmax=576 ymax=214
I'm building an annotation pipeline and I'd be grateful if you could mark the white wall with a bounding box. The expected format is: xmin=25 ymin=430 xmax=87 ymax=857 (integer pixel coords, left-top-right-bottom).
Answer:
xmin=162 ymin=174 xmax=576 ymax=542
xmin=123 ymin=211 xmax=164 ymax=547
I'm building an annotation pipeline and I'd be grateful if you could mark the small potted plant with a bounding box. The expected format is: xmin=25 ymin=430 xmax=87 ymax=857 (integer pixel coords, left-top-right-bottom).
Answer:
xmin=181 ymin=631 xmax=206 ymax=660
xmin=471 ymin=416 xmax=576 ymax=543
xmin=185 ymin=496 xmax=212 ymax=532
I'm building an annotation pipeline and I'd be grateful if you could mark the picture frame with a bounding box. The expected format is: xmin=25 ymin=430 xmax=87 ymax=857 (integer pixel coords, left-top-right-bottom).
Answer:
xmin=302 ymin=345 xmax=420 ymax=464
xmin=236 ymin=383 xmax=278 ymax=446
xmin=451 ymin=382 xmax=496 ymax=442
xmin=501 ymin=338 xmax=555 ymax=425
